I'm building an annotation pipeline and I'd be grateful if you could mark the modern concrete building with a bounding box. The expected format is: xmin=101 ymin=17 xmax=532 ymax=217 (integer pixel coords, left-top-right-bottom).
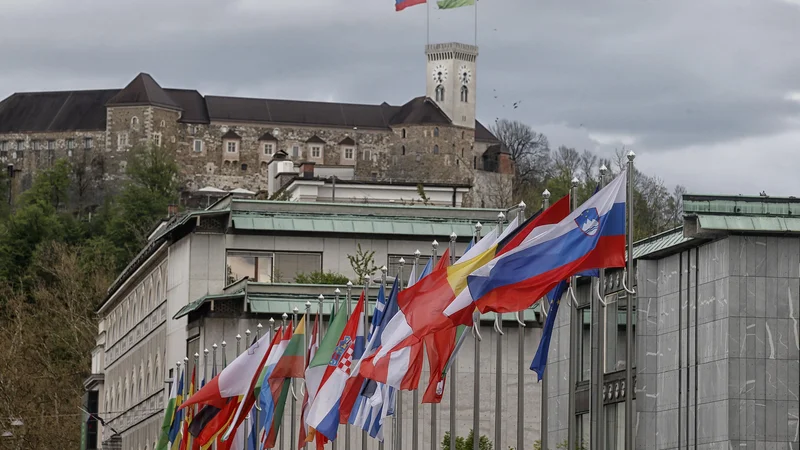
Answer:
xmin=84 ymin=197 xmax=545 ymax=450
xmin=546 ymin=194 xmax=800 ymax=450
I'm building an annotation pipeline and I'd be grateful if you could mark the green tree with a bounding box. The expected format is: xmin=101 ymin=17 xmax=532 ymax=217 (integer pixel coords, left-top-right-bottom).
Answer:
xmin=104 ymin=143 xmax=179 ymax=270
xmin=294 ymin=271 xmax=350 ymax=285
xmin=441 ymin=429 xmax=492 ymax=450
xmin=347 ymin=243 xmax=378 ymax=284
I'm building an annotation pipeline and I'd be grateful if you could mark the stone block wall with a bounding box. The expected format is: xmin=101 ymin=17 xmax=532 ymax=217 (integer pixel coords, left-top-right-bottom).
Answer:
xmin=635 ymin=236 xmax=800 ymax=450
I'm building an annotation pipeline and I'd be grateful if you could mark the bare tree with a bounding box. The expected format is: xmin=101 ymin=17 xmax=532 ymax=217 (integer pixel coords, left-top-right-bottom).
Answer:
xmin=490 ymin=119 xmax=551 ymax=183
xmin=552 ymin=146 xmax=581 ymax=181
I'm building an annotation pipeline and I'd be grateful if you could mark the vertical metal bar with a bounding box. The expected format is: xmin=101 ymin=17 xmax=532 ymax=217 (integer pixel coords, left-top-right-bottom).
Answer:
xmin=303 ymin=303 xmax=310 ymax=450
xmin=678 ymin=252 xmax=682 ymax=450
xmin=290 ymin=309 xmax=298 ymax=450
xmin=449 ymin=232 xmax=457 ymax=450
xmin=693 ymin=249 xmax=699 ymax=450
xmin=431 ymin=241 xmax=439 ymax=450
xmin=625 ymin=151 xmax=636 ymax=450
xmin=473 ymin=223 xmax=482 ymax=449
xmin=516 ymin=201 xmax=527 ymax=450
xmin=412 ymin=250 xmax=421 ymax=450
xmin=397 ymin=258 xmax=406 ymax=450
xmin=567 ymin=178 xmax=578 ymax=450
xmin=539 ymin=190 xmax=550 ymax=450
xmin=591 ymin=166 xmax=608 ymax=450
xmin=345 ymin=282 xmax=353 ymax=450
xmin=493 ymin=213 xmax=505 ymax=450
xmin=211 ymin=343 xmax=217 ymax=379
xmin=370 ymin=270 xmax=379 ymax=450
xmin=281 ymin=314 xmax=288 ymax=450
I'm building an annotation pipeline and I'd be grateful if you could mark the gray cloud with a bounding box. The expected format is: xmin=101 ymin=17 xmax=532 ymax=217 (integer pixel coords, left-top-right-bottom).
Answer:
xmin=1 ymin=0 xmax=799 ymax=195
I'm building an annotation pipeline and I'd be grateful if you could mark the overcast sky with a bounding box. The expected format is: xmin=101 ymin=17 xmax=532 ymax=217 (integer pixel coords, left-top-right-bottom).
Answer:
xmin=1 ymin=0 xmax=799 ymax=196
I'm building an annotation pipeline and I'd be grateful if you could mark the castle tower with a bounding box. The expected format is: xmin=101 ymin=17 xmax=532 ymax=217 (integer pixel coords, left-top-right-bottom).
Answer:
xmin=425 ymin=42 xmax=478 ymax=129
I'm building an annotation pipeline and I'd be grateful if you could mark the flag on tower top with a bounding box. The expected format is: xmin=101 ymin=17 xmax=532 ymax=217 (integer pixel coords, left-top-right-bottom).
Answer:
xmin=396 ymin=0 xmax=426 ymax=11
xmin=437 ymin=0 xmax=474 ymax=9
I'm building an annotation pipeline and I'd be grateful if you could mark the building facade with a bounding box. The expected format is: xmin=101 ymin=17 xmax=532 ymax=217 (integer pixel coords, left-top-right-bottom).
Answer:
xmin=85 ymin=198 xmax=544 ymax=450
xmin=546 ymin=194 xmax=800 ymax=450
xmin=0 ymin=42 xmax=512 ymax=210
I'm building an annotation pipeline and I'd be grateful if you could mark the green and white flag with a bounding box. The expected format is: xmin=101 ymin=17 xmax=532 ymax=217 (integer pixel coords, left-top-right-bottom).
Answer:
xmin=437 ymin=0 xmax=474 ymax=9
xmin=155 ymin=371 xmax=180 ymax=450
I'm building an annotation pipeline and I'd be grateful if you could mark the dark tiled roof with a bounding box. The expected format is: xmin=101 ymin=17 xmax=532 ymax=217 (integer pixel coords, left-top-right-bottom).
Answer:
xmin=389 ymin=97 xmax=451 ymax=126
xmin=165 ymin=89 xmax=208 ymax=123
xmin=0 ymin=89 xmax=118 ymax=133
xmin=106 ymin=73 xmax=182 ymax=110
xmin=221 ymin=129 xmax=241 ymax=140
xmin=475 ymin=120 xmax=498 ymax=142
xmin=339 ymin=136 xmax=355 ymax=145
xmin=306 ymin=135 xmax=325 ymax=144
xmin=205 ymin=96 xmax=398 ymax=129
xmin=483 ymin=143 xmax=509 ymax=156
xmin=258 ymin=132 xmax=277 ymax=141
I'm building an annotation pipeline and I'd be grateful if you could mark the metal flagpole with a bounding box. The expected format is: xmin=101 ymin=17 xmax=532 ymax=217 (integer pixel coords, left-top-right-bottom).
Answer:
xmin=539 ymin=191 xmax=550 ymax=450
xmin=303 ymin=302 xmax=311 ymax=450
xmin=625 ymin=152 xmax=636 ymax=450
xmin=376 ymin=266 xmax=388 ymax=450
xmin=281 ymin=314 xmax=288 ymax=450
xmin=412 ymin=249 xmax=421 ymax=450
xmin=290 ymin=308 xmax=298 ymax=450
xmin=490 ymin=212 xmax=504 ymax=450
xmin=346 ymin=281 xmax=353 ymax=450
xmin=430 ymin=240 xmax=439 ymax=450
xmin=203 ymin=348 xmax=209 ymax=385
xmin=567 ymin=178 xmax=579 ymax=450
xmin=591 ymin=166 xmax=608 ymax=450
xmin=318 ymin=294 xmax=325 ymax=337
xmin=368 ymin=270 xmax=378 ymax=450
xmin=515 ymin=201 xmax=527 ymax=450
xmin=244 ymin=329 xmax=251 ymax=450
xmin=472 ymin=223 xmax=482 ymax=450
xmin=332 ymin=288 xmax=339 ymax=450
xmin=448 ymin=233 xmax=457 ymax=450
xmin=426 ymin=0 xmax=430 ymax=46
xmin=256 ymin=324 xmax=263 ymax=448
xmin=396 ymin=258 xmax=405 ymax=450
xmin=212 ymin=343 xmax=218 ymax=378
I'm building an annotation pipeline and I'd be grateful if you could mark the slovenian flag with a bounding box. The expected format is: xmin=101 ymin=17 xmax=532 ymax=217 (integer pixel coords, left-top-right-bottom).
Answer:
xmin=395 ymin=0 xmax=425 ymax=11
xmin=306 ymin=293 xmax=366 ymax=440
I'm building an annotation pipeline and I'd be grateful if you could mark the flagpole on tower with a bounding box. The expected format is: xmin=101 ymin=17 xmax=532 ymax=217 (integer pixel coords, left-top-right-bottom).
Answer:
xmin=474 ymin=0 xmax=478 ymax=46
xmin=412 ymin=250 xmax=421 ymax=450
xmin=430 ymin=240 xmax=439 ymax=450
xmin=426 ymin=0 xmax=430 ymax=46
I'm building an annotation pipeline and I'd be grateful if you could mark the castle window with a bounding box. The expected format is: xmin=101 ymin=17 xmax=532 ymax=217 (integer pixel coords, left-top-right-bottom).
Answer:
xmin=311 ymin=146 xmax=321 ymax=158
xmin=227 ymin=141 xmax=238 ymax=153
xmin=461 ymin=148 xmax=464 ymax=158
xmin=153 ymin=132 xmax=162 ymax=147
xmin=118 ymin=133 xmax=128 ymax=150
xmin=434 ymin=127 xmax=439 ymax=137
xmin=344 ymin=148 xmax=354 ymax=160
xmin=435 ymin=85 xmax=445 ymax=102
xmin=131 ymin=117 xmax=140 ymax=129
xmin=473 ymin=156 xmax=477 ymax=169
xmin=241 ymin=163 xmax=248 ymax=171
xmin=401 ymin=146 xmax=406 ymax=155
xmin=433 ymin=145 xmax=439 ymax=154
xmin=401 ymin=129 xmax=407 ymax=139
xmin=33 ymin=140 xmax=41 ymax=151
xmin=263 ymin=143 xmax=274 ymax=156
xmin=193 ymin=139 xmax=203 ymax=153
xmin=461 ymin=131 xmax=465 ymax=139
xmin=67 ymin=139 xmax=75 ymax=150
xmin=460 ymin=85 xmax=468 ymax=102
xmin=48 ymin=140 xmax=55 ymax=150
xmin=292 ymin=145 xmax=299 ymax=157
xmin=160 ymin=120 xmax=166 ymax=128
xmin=84 ymin=138 xmax=92 ymax=150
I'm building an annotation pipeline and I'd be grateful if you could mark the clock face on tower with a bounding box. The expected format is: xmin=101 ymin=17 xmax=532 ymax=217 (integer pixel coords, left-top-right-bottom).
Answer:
xmin=432 ymin=64 xmax=448 ymax=84
xmin=459 ymin=65 xmax=472 ymax=85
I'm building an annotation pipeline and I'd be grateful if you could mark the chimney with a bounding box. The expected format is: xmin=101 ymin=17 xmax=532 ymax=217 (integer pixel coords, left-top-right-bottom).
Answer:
xmin=167 ymin=204 xmax=178 ymax=217
xmin=299 ymin=161 xmax=316 ymax=179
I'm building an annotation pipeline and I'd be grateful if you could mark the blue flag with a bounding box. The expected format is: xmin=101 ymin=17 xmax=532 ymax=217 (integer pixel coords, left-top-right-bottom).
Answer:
xmin=530 ymin=281 xmax=569 ymax=380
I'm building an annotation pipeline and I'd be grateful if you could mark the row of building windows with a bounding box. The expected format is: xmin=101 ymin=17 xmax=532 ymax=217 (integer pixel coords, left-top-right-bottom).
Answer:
xmin=212 ymin=139 xmax=356 ymax=161
xmin=107 ymin=267 xmax=165 ymax=346
xmin=106 ymin=350 xmax=163 ymax=419
xmin=0 ymin=137 xmax=93 ymax=152
xmin=399 ymin=128 xmax=469 ymax=140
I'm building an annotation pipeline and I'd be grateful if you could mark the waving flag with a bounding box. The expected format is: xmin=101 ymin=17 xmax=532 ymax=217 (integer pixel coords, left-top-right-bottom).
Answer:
xmin=256 ymin=326 xmax=293 ymax=446
xmin=455 ymin=171 xmax=627 ymax=315
xmin=348 ymin=279 xmax=400 ymax=439
xmin=396 ymin=0 xmax=425 ymax=11
xmin=299 ymin=314 xmax=321 ymax=449
xmin=338 ymin=292 xmax=369 ymax=422
xmin=167 ymin=368 xmax=185 ymax=450
xmin=156 ymin=369 xmax=182 ymax=450
xmin=306 ymin=294 xmax=366 ymax=440
xmin=530 ymin=280 xmax=568 ymax=380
